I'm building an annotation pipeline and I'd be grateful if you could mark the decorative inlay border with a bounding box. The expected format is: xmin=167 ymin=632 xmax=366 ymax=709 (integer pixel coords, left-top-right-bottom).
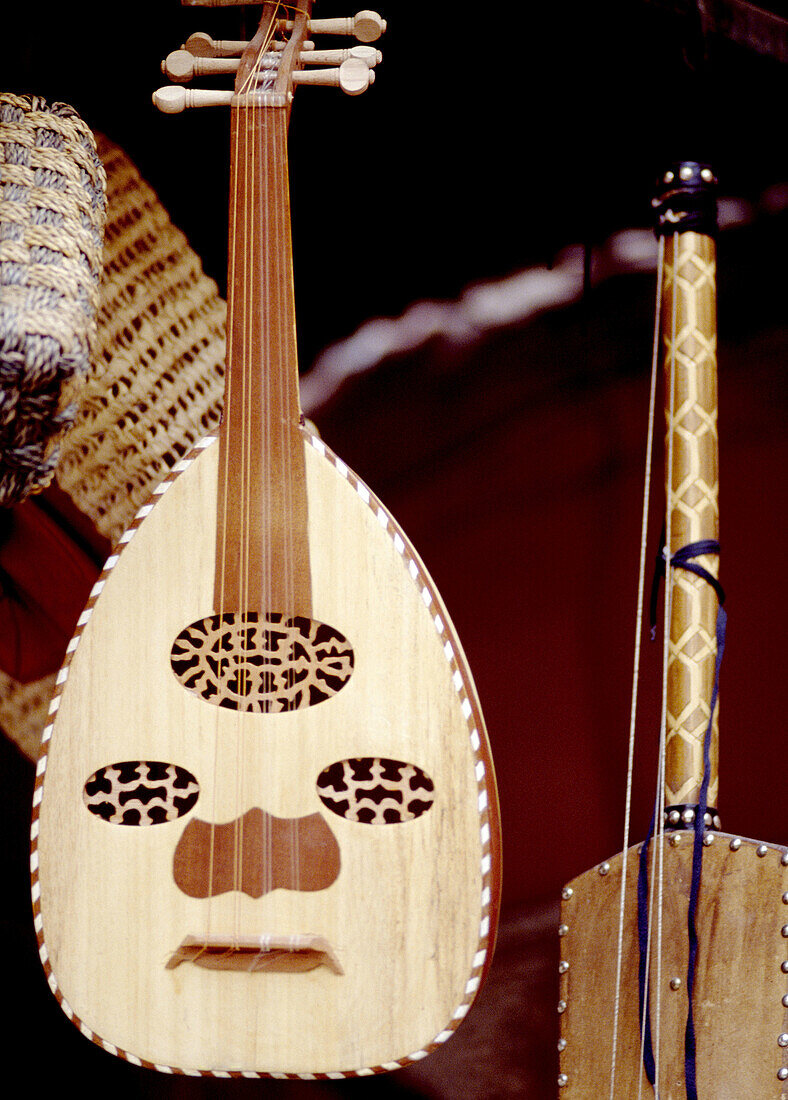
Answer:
xmin=29 ymin=430 xmax=499 ymax=1078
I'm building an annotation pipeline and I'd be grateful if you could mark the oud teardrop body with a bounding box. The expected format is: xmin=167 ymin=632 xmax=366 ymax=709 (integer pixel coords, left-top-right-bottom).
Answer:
xmin=32 ymin=430 xmax=499 ymax=1075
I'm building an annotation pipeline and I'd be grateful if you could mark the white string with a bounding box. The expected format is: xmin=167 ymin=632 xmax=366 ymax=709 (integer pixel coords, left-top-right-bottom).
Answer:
xmin=608 ymin=233 xmax=665 ymax=1099
xmin=641 ymin=229 xmax=681 ymax=1100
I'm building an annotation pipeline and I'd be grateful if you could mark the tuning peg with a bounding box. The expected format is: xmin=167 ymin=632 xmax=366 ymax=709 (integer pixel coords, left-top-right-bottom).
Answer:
xmin=152 ymin=86 xmax=234 ymax=114
xmin=303 ymin=45 xmax=382 ymax=67
xmin=292 ymin=57 xmax=375 ymax=95
xmin=287 ymin=10 xmax=387 ymax=43
xmin=162 ymin=49 xmax=241 ymax=83
xmin=182 ymin=32 xmax=248 ymax=58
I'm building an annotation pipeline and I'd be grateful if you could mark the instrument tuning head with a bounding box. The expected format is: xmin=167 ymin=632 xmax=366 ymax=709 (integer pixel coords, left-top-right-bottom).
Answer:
xmin=339 ymin=56 xmax=376 ymax=94
xmin=350 ymin=10 xmax=387 ymax=42
xmin=182 ymin=32 xmax=248 ymax=59
xmin=152 ymin=86 xmax=234 ymax=114
xmin=652 ymin=161 xmax=718 ymax=238
xmin=182 ymin=32 xmax=215 ymax=58
xmin=162 ymin=49 xmax=196 ymax=83
xmin=292 ymin=56 xmax=375 ymax=95
xmin=305 ymin=10 xmax=387 ymax=43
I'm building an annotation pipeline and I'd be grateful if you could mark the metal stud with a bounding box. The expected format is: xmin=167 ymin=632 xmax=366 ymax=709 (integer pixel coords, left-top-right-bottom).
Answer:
xmin=782 ymin=925 xmax=788 ymax=938
xmin=730 ymin=838 xmax=741 ymax=851
xmin=664 ymin=171 xmax=675 ymax=183
xmin=781 ymin=851 xmax=788 ymax=866
xmin=668 ymin=809 xmax=681 ymax=826
xmin=782 ymin=893 xmax=788 ymax=905
xmin=670 ymin=977 xmax=682 ymax=990
xmin=559 ymin=961 xmax=569 ymax=974
xmin=757 ymin=844 xmax=769 ymax=857
xmin=713 ymin=815 xmax=722 ymax=830
xmin=778 ymin=1034 xmax=788 ymax=1048
xmin=781 ymin=994 xmax=788 ymax=1008
xmin=703 ymin=832 xmax=714 ymax=847
xmin=557 ymin=1000 xmax=567 ymax=1014
xmin=559 ymin=923 xmax=569 ymax=937
xmin=701 ymin=168 xmax=714 ymax=182
xmin=682 ymin=809 xmax=695 ymax=824
xmin=670 ymin=833 xmax=681 ymax=847
xmin=703 ymin=812 xmax=712 ymax=826
xmin=779 ymin=1067 xmax=788 ymax=1082
xmin=599 ymin=862 xmax=610 ymax=876
xmin=557 ymin=1038 xmax=567 ymax=1052
xmin=782 ymin=960 xmax=788 ymax=973
xmin=562 ymin=886 xmax=574 ymax=900
xmin=558 ymin=1073 xmax=569 ymax=1087
xmin=680 ymin=165 xmax=693 ymax=180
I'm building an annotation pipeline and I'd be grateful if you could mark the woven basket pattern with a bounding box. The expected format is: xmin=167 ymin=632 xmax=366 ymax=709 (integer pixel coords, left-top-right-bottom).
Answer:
xmin=0 ymin=93 xmax=106 ymax=505
xmin=1 ymin=130 xmax=227 ymax=759
xmin=57 ymin=133 xmax=227 ymax=543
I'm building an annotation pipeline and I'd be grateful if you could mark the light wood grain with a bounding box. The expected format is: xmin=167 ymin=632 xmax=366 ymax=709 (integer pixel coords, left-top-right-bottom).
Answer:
xmin=33 ymin=433 xmax=499 ymax=1075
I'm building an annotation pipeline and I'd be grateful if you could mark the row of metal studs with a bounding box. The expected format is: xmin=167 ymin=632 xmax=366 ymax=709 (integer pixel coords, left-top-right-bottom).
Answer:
xmin=556 ymin=840 xmax=788 ymax=1090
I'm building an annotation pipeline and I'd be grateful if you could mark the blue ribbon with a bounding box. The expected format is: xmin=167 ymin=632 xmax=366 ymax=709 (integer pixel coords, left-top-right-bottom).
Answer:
xmin=638 ymin=538 xmax=726 ymax=1096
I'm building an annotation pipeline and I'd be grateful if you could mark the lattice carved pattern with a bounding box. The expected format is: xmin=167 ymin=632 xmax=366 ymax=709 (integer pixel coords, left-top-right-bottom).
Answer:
xmin=662 ymin=233 xmax=720 ymax=806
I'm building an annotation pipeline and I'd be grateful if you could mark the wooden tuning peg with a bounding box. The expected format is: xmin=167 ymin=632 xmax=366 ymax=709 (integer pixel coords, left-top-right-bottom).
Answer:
xmin=292 ymin=57 xmax=376 ymax=95
xmin=182 ymin=32 xmax=249 ymax=58
xmin=303 ymin=45 xmax=382 ymax=67
xmin=287 ymin=10 xmax=387 ymax=43
xmin=152 ymin=86 xmax=234 ymax=114
xmin=162 ymin=49 xmax=240 ymax=83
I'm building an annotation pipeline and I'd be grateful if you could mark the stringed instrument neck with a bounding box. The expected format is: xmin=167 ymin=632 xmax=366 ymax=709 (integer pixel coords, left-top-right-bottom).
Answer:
xmin=654 ymin=164 xmax=720 ymax=816
xmin=215 ymin=23 xmax=311 ymax=616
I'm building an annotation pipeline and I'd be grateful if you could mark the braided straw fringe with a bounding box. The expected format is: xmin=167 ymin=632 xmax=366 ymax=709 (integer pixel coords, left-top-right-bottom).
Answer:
xmin=1 ymin=132 xmax=227 ymax=760
xmin=0 ymin=93 xmax=106 ymax=505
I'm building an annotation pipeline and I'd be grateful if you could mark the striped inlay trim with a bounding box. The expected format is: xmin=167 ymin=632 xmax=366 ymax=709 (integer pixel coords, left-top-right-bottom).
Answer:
xmin=30 ymin=430 xmax=498 ymax=1078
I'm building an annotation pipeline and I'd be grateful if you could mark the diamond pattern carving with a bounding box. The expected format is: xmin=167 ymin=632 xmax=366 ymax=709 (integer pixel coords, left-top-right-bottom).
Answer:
xmin=662 ymin=232 xmax=721 ymax=806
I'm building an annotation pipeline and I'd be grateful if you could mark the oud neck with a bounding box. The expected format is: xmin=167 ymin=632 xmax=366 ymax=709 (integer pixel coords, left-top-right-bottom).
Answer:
xmin=215 ymin=100 xmax=312 ymax=616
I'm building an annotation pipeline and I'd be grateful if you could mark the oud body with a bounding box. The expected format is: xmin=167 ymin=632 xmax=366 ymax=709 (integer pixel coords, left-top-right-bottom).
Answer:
xmin=32 ymin=3 xmax=500 ymax=1077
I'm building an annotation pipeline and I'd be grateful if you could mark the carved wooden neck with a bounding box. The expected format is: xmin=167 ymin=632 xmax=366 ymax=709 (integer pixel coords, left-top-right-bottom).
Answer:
xmin=662 ymin=229 xmax=719 ymax=808
xmin=215 ymin=102 xmax=312 ymax=615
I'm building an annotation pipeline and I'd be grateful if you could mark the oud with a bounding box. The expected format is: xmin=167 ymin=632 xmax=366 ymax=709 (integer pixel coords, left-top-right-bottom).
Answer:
xmin=31 ymin=3 xmax=500 ymax=1077
xmin=557 ymin=163 xmax=788 ymax=1096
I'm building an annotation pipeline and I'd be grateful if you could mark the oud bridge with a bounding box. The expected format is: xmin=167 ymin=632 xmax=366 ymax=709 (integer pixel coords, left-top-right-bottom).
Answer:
xmin=166 ymin=933 xmax=344 ymax=974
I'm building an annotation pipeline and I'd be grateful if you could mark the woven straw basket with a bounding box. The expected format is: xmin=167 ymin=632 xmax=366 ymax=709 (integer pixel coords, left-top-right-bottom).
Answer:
xmin=0 ymin=95 xmax=227 ymax=759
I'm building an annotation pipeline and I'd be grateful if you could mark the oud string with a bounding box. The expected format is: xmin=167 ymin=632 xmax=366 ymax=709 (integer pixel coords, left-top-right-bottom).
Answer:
xmin=608 ymin=232 xmax=665 ymax=1100
xmin=250 ymin=31 xmax=274 ymax=911
xmin=235 ymin=85 xmax=251 ymax=931
xmin=275 ymin=105 xmax=302 ymax=894
xmin=207 ymin=82 xmax=247 ymax=946
xmin=234 ymin=27 xmax=271 ymax=933
xmin=262 ymin=86 xmax=274 ymax=906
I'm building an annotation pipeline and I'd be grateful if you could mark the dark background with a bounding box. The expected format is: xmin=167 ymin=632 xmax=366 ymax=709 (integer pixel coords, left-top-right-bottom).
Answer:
xmin=3 ymin=2 xmax=787 ymax=1096
xmin=5 ymin=0 xmax=788 ymax=363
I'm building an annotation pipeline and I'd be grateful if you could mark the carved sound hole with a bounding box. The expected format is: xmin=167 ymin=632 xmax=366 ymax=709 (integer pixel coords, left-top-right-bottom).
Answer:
xmin=170 ymin=612 xmax=354 ymax=713
xmin=317 ymin=757 xmax=435 ymax=824
xmin=83 ymin=761 xmax=200 ymax=825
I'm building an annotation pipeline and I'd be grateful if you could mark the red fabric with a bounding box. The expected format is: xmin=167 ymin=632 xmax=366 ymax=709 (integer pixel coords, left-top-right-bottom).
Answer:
xmin=310 ymin=271 xmax=788 ymax=907
xmin=0 ymin=495 xmax=107 ymax=683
